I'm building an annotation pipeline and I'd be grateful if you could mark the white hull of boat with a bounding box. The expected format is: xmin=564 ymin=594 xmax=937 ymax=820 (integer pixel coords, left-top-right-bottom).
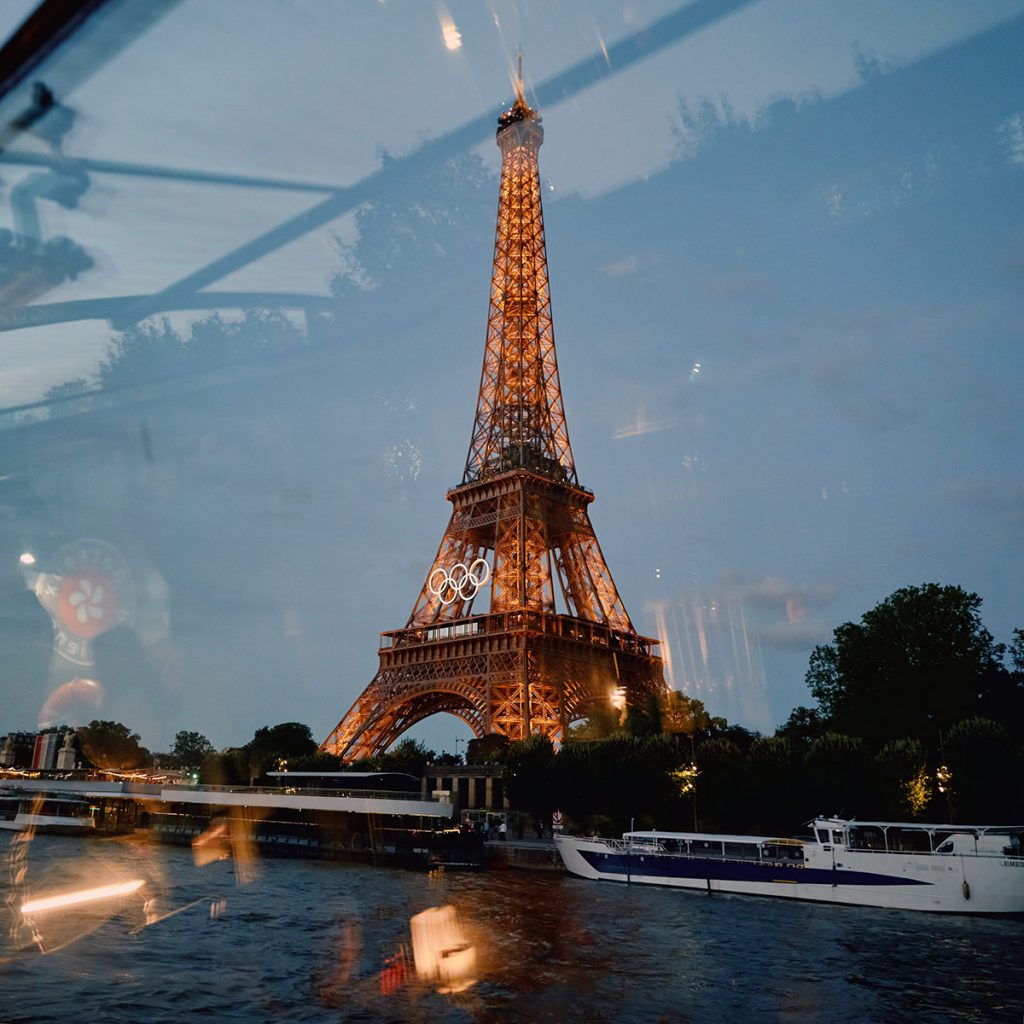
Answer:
xmin=0 ymin=812 xmax=96 ymax=834
xmin=556 ymin=822 xmax=1024 ymax=915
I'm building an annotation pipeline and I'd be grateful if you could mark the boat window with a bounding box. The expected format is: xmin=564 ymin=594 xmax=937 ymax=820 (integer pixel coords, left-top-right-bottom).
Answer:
xmin=848 ymin=826 xmax=884 ymax=850
xmin=832 ymin=829 xmax=844 ymax=845
xmin=887 ymin=828 xmax=932 ymax=853
xmin=724 ymin=841 xmax=757 ymax=860
xmin=630 ymin=835 xmax=659 ymax=847
xmin=762 ymin=842 xmax=804 ymax=862
xmin=693 ymin=840 xmax=721 ymax=857
xmin=816 ymin=829 xmax=829 ymax=843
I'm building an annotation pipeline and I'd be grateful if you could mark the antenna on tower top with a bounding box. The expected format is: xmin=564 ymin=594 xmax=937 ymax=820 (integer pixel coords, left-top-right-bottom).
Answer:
xmin=515 ymin=48 xmax=525 ymax=105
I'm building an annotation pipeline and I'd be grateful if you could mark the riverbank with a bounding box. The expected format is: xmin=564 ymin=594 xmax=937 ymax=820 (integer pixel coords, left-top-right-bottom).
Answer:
xmin=484 ymin=837 xmax=563 ymax=872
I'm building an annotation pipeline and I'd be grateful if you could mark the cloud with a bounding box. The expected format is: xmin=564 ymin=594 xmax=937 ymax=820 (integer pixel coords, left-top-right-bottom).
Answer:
xmin=612 ymin=408 xmax=676 ymax=439
xmin=755 ymin=619 xmax=833 ymax=650
xmin=715 ymin=570 xmax=838 ymax=613
xmin=599 ymin=254 xmax=641 ymax=277
xmin=945 ymin=477 xmax=1024 ymax=542
xmin=705 ymin=269 xmax=775 ymax=303
xmin=946 ymin=476 xmax=1024 ymax=508
xmin=597 ymin=251 xmax=661 ymax=278
xmin=997 ymin=111 xmax=1024 ymax=168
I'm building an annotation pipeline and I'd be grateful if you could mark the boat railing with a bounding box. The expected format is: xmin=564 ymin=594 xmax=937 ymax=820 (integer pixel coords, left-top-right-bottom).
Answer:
xmin=842 ymin=843 xmax=1022 ymax=859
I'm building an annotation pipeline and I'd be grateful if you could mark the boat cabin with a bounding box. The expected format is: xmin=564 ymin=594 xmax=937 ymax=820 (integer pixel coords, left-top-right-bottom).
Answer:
xmin=624 ymin=830 xmax=806 ymax=863
xmin=811 ymin=817 xmax=1024 ymax=856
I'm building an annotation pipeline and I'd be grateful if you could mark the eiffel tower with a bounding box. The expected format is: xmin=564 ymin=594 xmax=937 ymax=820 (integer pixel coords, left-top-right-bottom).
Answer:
xmin=322 ymin=66 xmax=665 ymax=761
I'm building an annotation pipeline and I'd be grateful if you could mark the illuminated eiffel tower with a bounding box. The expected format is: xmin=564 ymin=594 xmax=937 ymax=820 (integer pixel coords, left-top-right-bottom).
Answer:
xmin=322 ymin=66 xmax=665 ymax=760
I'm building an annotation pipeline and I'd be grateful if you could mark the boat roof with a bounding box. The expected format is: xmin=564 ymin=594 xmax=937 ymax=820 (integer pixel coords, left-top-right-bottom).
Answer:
xmin=265 ymin=771 xmax=419 ymax=780
xmin=813 ymin=817 xmax=1024 ymax=834
xmin=625 ymin=830 xmax=803 ymax=845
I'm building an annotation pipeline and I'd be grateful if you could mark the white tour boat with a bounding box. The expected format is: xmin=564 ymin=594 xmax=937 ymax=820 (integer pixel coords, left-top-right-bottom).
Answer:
xmin=555 ymin=817 xmax=1024 ymax=914
xmin=0 ymin=793 xmax=97 ymax=834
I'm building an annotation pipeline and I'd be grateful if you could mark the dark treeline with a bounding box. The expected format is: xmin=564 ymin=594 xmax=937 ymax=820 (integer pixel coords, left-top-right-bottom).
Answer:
xmin=491 ymin=584 xmax=1024 ymax=835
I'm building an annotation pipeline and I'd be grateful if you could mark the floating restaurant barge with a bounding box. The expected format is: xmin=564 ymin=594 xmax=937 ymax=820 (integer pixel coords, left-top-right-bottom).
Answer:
xmin=0 ymin=771 xmax=482 ymax=870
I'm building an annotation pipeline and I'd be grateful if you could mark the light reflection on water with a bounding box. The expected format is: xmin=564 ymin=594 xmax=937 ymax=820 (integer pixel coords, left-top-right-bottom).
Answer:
xmin=2 ymin=834 xmax=1022 ymax=1022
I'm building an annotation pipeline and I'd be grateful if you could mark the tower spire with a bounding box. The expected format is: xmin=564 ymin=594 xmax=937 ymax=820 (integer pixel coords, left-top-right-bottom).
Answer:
xmin=465 ymin=57 xmax=573 ymax=486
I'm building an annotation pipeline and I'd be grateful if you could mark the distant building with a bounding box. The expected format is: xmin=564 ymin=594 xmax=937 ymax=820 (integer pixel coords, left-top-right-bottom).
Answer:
xmin=420 ymin=763 xmax=505 ymax=813
xmin=0 ymin=731 xmax=38 ymax=768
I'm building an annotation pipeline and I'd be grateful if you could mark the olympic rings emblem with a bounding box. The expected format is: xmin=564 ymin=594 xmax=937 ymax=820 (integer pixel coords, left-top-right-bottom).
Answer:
xmin=429 ymin=558 xmax=491 ymax=605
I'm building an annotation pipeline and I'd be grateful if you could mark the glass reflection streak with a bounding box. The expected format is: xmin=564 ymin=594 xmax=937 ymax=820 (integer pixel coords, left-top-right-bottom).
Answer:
xmin=21 ymin=878 xmax=144 ymax=915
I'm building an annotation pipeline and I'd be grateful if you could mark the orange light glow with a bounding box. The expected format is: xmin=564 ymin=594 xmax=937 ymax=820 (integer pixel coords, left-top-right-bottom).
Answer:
xmin=21 ymin=879 xmax=144 ymax=915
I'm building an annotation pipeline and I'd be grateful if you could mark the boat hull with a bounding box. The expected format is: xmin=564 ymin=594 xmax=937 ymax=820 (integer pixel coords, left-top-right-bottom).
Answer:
xmin=0 ymin=812 xmax=97 ymax=835
xmin=555 ymin=835 xmax=1024 ymax=915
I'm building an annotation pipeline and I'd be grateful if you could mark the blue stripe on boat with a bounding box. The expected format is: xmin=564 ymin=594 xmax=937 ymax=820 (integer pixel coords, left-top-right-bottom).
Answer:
xmin=579 ymin=851 xmax=932 ymax=887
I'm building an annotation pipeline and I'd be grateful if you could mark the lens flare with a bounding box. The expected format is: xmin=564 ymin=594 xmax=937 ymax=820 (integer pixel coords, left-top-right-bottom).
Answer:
xmin=410 ymin=905 xmax=476 ymax=993
xmin=21 ymin=879 xmax=144 ymax=915
xmin=438 ymin=8 xmax=462 ymax=51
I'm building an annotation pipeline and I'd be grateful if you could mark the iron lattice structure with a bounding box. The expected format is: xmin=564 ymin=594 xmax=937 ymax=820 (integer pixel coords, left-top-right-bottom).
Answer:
xmin=323 ymin=79 xmax=665 ymax=761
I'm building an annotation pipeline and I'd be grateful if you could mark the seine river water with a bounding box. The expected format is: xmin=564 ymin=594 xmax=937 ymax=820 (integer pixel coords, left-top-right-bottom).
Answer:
xmin=1 ymin=834 xmax=1022 ymax=1023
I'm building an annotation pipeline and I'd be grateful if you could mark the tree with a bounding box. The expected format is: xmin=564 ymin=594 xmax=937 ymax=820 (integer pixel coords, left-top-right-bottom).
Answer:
xmin=942 ymin=718 xmax=1021 ymax=823
xmin=79 ymin=720 xmax=149 ymax=769
xmin=660 ymin=691 xmax=720 ymax=736
xmin=200 ymin=747 xmax=250 ymax=786
xmin=1010 ymin=629 xmax=1024 ymax=671
xmin=693 ymin=738 xmax=744 ymax=832
xmin=624 ymin=695 xmax=663 ymax=737
xmin=871 ymin=738 xmax=931 ymax=819
xmin=172 ymin=730 xmax=213 ymax=768
xmin=375 ymin=737 xmax=436 ymax=777
xmin=745 ymin=736 xmax=800 ymax=832
xmin=91 ymin=310 xmax=307 ymax=393
xmin=566 ymin=703 xmax=622 ymax=741
xmin=806 ymin=584 xmax=1008 ymax=748
xmin=504 ymin=735 xmax=555 ymax=820
xmin=803 ymin=732 xmax=868 ymax=818
xmin=249 ymin=722 xmax=317 ymax=759
xmin=775 ymin=706 xmax=825 ymax=748
xmin=247 ymin=722 xmax=319 ymax=780
xmin=466 ymin=733 xmax=510 ymax=764
xmin=286 ymin=751 xmax=343 ymax=773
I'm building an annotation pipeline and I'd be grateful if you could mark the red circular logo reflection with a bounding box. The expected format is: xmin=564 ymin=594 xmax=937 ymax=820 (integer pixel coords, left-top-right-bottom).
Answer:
xmin=58 ymin=569 xmax=118 ymax=638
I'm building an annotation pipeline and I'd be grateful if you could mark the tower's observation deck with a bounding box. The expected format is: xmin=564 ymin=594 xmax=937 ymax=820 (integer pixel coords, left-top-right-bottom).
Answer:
xmin=322 ymin=71 xmax=666 ymax=760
